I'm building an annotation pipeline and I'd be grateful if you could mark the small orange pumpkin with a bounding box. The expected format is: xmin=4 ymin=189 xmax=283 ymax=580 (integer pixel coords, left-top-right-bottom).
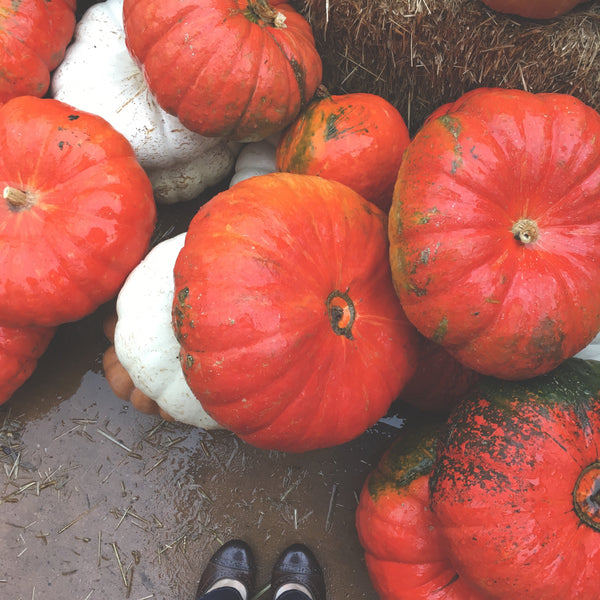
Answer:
xmin=0 ymin=0 xmax=76 ymax=102
xmin=102 ymin=312 xmax=174 ymax=420
xmin=276 ymin=91 xmax=410 ymax=212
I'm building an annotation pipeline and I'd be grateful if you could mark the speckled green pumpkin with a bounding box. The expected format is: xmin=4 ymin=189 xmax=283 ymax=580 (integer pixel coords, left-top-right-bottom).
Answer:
xmin=430 ymin=358 xmax=600 ymax=600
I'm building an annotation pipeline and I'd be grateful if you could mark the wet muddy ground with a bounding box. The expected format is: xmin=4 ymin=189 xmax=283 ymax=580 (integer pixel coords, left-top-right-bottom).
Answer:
xmin=0 ymin=189 xmax=419 ymax=600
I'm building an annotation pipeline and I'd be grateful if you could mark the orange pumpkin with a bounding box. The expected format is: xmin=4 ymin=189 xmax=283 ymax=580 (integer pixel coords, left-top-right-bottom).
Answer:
xmin=355 ymin=422 xmax=487 ymax=600
xmin=172 ymin=173 xmax=419 ymax=452
xmin=0 ymin=324 xmax=56 ymax=404
xmin=389 ymin=88 xmax=600 ymax=380
xmin=123 ymin=0 xmax=322 ymax=141
xmin=277 ymin=92 xmax=410 ymax=212
xmin=0 ymin=96 xmax=156 ymax=328
xmin=0 ymin=0 xmax=76 ymax=102
xmin=481 ymin=0 xmax=587 ymax=19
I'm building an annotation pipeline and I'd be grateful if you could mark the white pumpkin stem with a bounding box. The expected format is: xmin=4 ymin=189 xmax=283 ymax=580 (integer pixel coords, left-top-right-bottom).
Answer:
xmin=511 ymin=218 xmax=539 ymax=245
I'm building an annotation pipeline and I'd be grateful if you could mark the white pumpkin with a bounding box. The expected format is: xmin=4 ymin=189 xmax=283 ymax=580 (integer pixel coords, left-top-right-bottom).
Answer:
xmin=229 ymin=137 xmax=278 ymax=187
xmin=51 ymin=0 xmax=240 ymax=204
xmin=576 ymin=332 xmax=600 ymax=361
xmin=114 ymin=234 xmax=221 ymax=429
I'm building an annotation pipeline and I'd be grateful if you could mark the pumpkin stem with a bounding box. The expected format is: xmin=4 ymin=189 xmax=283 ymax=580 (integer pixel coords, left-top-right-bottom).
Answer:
xmin=573 ymin=461 xmax=600 ymax=532
xmin=326 ymin=289 xmax=356 ymax=340
xmin=511 ymin=218 xmax=539 ymax=244
xmin=316 ymin=84 xmax=331 ymax=99
xmin=4 ymin=185 xmax=34 ymax=211
xmin=246 ymin=0 xmax=287 ymax=27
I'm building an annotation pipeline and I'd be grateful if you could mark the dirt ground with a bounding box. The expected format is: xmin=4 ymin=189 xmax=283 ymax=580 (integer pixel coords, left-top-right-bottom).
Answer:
xmin=0 ymin=189 xmax=421 ymax=600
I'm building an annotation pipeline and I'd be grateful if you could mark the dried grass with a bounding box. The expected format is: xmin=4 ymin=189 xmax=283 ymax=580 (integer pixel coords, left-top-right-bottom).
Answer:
xmin=296 ymin=0 xmax=600 ymax=133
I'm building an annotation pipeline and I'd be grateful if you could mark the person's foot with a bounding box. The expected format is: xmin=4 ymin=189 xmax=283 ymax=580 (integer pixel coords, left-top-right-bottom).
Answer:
xmin=195 ymin=539 xmax=256 ymax=600
xmin=271 ymin=543 xmax=326 ymax=600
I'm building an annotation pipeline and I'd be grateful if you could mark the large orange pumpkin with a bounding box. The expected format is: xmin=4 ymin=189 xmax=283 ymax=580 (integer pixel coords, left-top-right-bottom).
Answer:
xmin=123 ymin=0 xmax=323 ymax=142
xmin=0 ymin=96 xmax=156 ymax=328
xmin=389 ymin=88 xmax=600 ymax=380
xmin=172 ymin=173 xmax=419 ymax=452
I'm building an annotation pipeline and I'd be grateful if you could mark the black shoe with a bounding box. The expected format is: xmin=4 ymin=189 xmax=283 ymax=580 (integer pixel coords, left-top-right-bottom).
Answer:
xmin=196 ymin=539 xmax=256 ymax=600
xmin=271 ymin=543 xmax=326 ymax=600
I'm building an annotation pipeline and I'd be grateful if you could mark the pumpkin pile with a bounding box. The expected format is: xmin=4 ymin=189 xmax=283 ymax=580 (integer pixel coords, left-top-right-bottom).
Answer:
xmin=51 ymin=0 xmax=242 ymax=204
xmin=1 ymin=0 xmax=600 ymax=597
xmin=356 ymin=75 xmax=600 ymax=600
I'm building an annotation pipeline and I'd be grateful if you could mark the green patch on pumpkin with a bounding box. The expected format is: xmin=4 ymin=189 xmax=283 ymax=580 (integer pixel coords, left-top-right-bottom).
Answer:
xmin=368 ymin=422 xmax=443 ymax=499
xmin=432 ymin=315 xmax=449 ymax=343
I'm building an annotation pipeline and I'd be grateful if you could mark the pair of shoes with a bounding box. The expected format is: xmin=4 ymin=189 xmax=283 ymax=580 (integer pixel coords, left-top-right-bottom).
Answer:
xmin=195 ymin=540 xmax=326 ymax=600
xmin=195 ymin=539 xmax=256 ymax=600
xmin=271 ymin=543 xmax=326 ymax=600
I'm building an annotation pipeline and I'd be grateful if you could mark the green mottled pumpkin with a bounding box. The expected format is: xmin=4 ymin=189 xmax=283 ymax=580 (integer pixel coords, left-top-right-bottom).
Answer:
xmin=430 ymin=358 xmax=600 ymax=600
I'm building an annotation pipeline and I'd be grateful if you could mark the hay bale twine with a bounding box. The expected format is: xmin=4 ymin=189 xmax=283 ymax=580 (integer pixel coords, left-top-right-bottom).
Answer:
xmin=296 ymin=0 xmax=600 ymax=134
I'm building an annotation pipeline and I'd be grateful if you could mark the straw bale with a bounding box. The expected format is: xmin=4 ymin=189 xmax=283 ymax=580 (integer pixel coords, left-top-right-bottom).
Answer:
xmin=295 ymin=0 xmax=600 ymax=134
